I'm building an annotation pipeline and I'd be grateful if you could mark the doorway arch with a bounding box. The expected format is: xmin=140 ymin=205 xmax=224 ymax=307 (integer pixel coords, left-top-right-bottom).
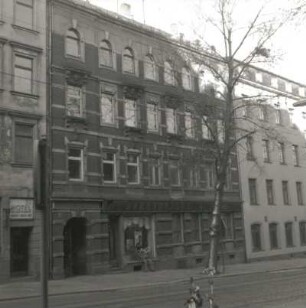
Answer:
xmin=63 ymin=217 xmax=87 ymax=277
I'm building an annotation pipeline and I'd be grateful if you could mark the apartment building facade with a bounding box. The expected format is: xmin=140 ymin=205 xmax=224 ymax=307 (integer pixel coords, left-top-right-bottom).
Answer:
xmin=0 ymin=0 xmax=46 ymax=282
xmin=49 ymin=0 xmax=245 ymax=278
xmin=236 ymin=68 xmax=306 ymax=261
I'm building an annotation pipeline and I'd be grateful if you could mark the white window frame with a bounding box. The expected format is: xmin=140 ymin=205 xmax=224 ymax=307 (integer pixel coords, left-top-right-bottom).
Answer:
xmin=14 ymin=53 xmax=34 ymax=94
xmin=68 ymin=147 xmax=84 ymax=181
xmin=102 ymin=152 xmax=116 ymax=183
xmin=127 ymin=153 xmax=140 ymax=184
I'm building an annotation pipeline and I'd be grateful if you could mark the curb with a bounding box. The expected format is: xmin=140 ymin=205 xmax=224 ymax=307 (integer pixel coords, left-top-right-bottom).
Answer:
xmin=1 ymin=264 xmax=306 ymax=302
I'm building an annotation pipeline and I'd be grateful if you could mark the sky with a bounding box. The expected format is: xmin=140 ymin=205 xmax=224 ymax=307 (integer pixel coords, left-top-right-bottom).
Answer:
xmin=85 ymin=0 xmax=306 ymax=85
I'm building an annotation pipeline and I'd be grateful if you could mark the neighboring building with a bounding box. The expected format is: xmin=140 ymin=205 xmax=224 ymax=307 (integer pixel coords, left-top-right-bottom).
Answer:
xmin=0 ymin=0 xmax=47 ymax=282
xmin=49 ymin=0 xmax=244 ymax=278
xmin=236 ymin=67 xmax=306 ymax=261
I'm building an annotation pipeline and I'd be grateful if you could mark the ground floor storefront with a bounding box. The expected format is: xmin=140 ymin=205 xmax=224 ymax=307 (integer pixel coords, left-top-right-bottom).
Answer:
xmin=51 ymin=200 xmax=245 ymax=279
xmin=0 ymin=197 xmax=42 ymax=283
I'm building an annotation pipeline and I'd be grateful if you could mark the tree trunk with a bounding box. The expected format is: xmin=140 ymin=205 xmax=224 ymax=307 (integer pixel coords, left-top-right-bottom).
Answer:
xmin=208 ymin=182 xmax=224 ymax=270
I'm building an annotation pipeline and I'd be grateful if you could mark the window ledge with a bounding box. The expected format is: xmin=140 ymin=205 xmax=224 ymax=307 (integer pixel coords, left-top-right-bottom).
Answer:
xmin=11 ymin=91 xmax=39 ymax=99
xmin=68 ymin=179 xmax=84 ymax=183
xmin=12 ymin=24 xmax=39 ymax=35
xmin=100 ymin=122 xmax=117 ymax=128
xmin=11 ymin=162 xmax=33 ymax=168
xmin=99 ymin=64 xmax=115 ymax=71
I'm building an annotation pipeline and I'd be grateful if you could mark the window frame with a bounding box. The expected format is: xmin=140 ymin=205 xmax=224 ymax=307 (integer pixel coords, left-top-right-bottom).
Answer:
xmin=124 ymin=98 xmax=138 ymax=128
xmin=300 ymin=221 xmax=306 ymax=246
xmin=102 ymin=151 xmax=116 ymax=183
xmin=67 ymin=146 xmax=84 ymax=181
xmin=269 ymin=222 xmax=279 ymax=249
xmin=282 ymin=180 xmax=290 ymax=205
xmin=262 ymin=139 xmax=270 ymax=163
xmin=65 ymin=28 xmax=81 ymax=58
xmin=150 ymin=157 xmax=161 ymax=186
xmin=251 ymin=223 xmax=262 ymax=251
xmin=66 ymin=84 xmax=83 ymax=118
xmin=185 ymin=111 xmax=194 ymax=139
xmin=292 ymin=145 xmax=299 ymax=166
xmin=266 ymin=179 xmax=275 ymax=205
xmin=296 ymin=181 xmax=304 ymax=205
xmin=127 ymin=153 xmax=140 ymax=184
xmin=278 ymin=142 xmax=285 ymax=164
xmin=164 ymin=61 xmax=175 ymax=85
xmin=248 ymin=178 xmax=258 ymax=205
xmin=166 ymin=107 xmax=177 ymax=134
xmin=144 ymin=54 xmax=157 ymax=81
xmin=14 ymin=53 xmax=34 ymax=94
xmin=122 ymin=47 xmax=135 ymax=74
xmin=15 ymin=0 xmax=34 ymax=30
xmin=285 ymin=222 xmax=294 ymax=247
xmin=182 ymin=67 xmax=192 ymax=90
xmin=169 ymin=159 xmax=181 ymax=186
xmin=100 ymin=85 xmax=117 ymax=126
xmin=146 ymin=94 xmax=160 ymax=133
xmin=246 ymin=136 xmax=254 ymax=160
xmin=99 ymin=40 xmax=113 ymax=68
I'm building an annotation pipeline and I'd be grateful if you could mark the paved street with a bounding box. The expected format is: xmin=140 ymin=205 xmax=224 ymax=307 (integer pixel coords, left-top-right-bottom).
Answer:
xmin=0 ymin=268 xmax=305 ymax=308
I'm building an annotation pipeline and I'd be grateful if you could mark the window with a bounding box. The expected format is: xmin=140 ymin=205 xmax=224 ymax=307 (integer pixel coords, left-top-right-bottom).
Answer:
xmin=183 ymin=213 xmax=200 ymax=243
xmin=66 ymin=29 xmax=81 ymax=57
xmin=99 ymin=40 xmax=113 ymax=68
xmin=220 ymin=214 xmax=234 ymax=240
xmin=246 ymin=136 xmax=254 ymax=160
xmin=300 ymin=222 xmax=306 ymax=246
xmin=292 ymin=145 xmax=299 ymax=166
xmin=185 ymin=111 xmax=194 ymax=138
xmin=217 ymin=120 xmax=224 ymax=143
xmin=202 ymin=116 xmax=212 ymax=140
xmin=146 ymin=95 xmax=159 ymax=132
xmin=189 ymin=167 xmax=198 ymax=188
xmin=14 ymin=123 xmax=33 ymax=164
xmin=275 ymin=109 xmax=282 ymax=124
xmin=66 ymin=85 xmax=83 ymax=117
xmin=164 ymin=61 xmax=174 ymax=85
xmin=16 ymin=0 xmax=33 ymax=29
xmin=150 ymin=158 xmax=161 ymax=186
xmin=166 ymin=108 xmax=177 ymax=134
xmin=102 ymin=152 xmax=116 ymax=183
xmin=251 ymin=224 xmax=262 ymax=251
xmin=169 ymin=160 xmax=180 ymax=186
xmin=258 ymin=105 xmax=266 ymax=121
xmin=269 ymin=223 xmax=278 ymax=249
xmin=248 ymin=178 xmax=258 ymax=205
xmin=125 ymin=99 xmax=137 ymax=127
xmin=262 ymin=139 xmax=270 ymax=162
xmin=282 ymin=180 xmax=290 ymax=205
xmin=266 ymin=180 xmax=274 ymax=205
xmin=68 ymin=147 xmax=83 ymax=180
xmin=278 ymin=142 xmax=285 ymax=164
xmin=182 ymin=67 xmax=192 ymax=90
xmin=296 ymin=182 xmax=304 ymax=205
xmin=285 ymin=222 xmax=294 ymax=247
xmin=127 ymin=153 xmax=139 ymax=184
xmin=123 ymin=48 xmax=135 ymax=74
xmin=172 ymin=214 xmax=182 ymax=243
xmin=14 ymin=55 xmax=33 ymax=94
xmin=101 ymin=92 xmax=116 ymax=125
xmin=206 ymin=165 xmax=214 ymax=189
xmin=144 ymin=55 xmax=156 ymax=80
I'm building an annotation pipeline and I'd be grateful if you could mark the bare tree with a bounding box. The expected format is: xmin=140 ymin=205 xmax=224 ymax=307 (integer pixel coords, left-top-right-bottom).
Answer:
xmin=177 ymin=0 xmax=303 ymax=272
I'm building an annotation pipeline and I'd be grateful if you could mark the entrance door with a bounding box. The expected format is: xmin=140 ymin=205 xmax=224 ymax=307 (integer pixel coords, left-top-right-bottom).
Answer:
xmin=10 ymin=227 xmax=31 ymax=277
xmin=108 ymin=216 xmax=119 ymax=267
xmin=63 ymin=218 xmax=87 ymax=277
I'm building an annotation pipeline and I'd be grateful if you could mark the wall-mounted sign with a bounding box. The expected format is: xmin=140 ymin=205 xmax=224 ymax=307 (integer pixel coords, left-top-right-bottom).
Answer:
xmin=10 ymin=199 xmax=34 ymax=220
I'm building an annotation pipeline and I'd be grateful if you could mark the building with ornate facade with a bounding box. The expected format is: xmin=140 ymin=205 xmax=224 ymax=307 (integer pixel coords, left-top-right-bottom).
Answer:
xmin=48 ymin=0 xmax=244 ymax=278
xmin=0 ymin=0 xmax=47 ymax=282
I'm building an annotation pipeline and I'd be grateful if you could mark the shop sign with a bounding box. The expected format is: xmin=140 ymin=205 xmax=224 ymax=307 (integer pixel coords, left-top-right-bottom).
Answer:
xmin=10 ymin=199 xmax=34 ymax=220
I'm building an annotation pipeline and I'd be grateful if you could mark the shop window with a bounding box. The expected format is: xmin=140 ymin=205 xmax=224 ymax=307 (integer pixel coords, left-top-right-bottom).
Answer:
xmin=15 ymin=0 xmax=33 ymax=29
xmin=66 ymin=29 xmax=81 ymax=58
xmin=66 ymin=85 xmax=83 ymax=117
xmin=99 ymin=40 xmax=113 ymax=68
xmin=14 ymin=54 xmax=33 ymax=94
xmin=127 ymin=153 xmax=139 ymax=184
xmin=14 ymin=123 xmax=34 ymax=165
xmin=122 ymin=47 xmax=135 ymax=74
xmin=68 ymin=147 xmax=83 ymax=181
xmin=102 ymin=152 xmax=116 ymax=183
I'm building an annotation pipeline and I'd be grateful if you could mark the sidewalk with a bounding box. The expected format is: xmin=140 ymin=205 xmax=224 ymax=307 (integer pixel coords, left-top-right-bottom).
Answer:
xmin=0 ymin=257 xmax=306 ymax=301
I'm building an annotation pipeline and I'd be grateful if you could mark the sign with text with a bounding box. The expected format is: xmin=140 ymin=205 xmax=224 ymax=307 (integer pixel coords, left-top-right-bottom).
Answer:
xmin=10 ymin=199 xmax=34 ymax=220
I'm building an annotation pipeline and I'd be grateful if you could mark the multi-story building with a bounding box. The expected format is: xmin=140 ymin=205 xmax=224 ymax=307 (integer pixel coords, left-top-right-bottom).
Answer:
xmin=49 ymin=0 xmax=244 ymax=278
xmin=236 ymin=67 xmax=306 ymax=261
xmin=0 ymin=0 xmax=46 ymax=282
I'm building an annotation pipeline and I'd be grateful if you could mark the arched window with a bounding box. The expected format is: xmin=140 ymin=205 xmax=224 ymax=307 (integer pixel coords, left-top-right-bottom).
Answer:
xmin=99 ymin=40 xmax=113 ymax=68
xmin=182 ymin=67 xmax=192 ymax=90
xmin=123 ymin=47 xmax=135 ymax=74
xmin=164 ymin=61 xmax=174 ymax=85
xmin=144 ymin=55 xmax=156 ymax=80
xmin=66 ymin=29 xmax=81 ymax=57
